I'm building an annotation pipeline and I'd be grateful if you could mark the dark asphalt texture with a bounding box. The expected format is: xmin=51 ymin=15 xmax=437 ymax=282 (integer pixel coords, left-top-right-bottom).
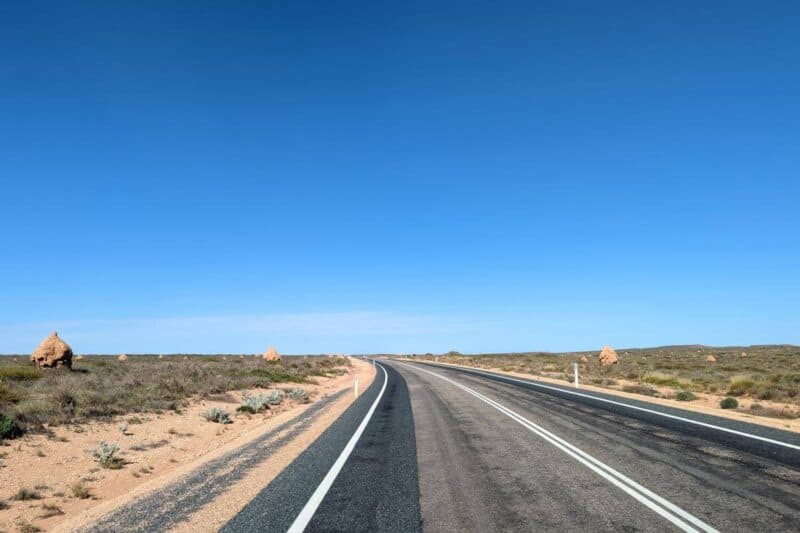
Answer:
xmin=222 ymin=363 xmax=421 ymax=533
xmin=395 ymin=361 xmax=800 ymax=532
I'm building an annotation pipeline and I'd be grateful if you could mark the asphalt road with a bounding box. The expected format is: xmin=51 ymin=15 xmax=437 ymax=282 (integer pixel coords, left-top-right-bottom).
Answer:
xmin=254 ymin=360 xmax=800 ymax=533
xmin=86 ymin=360 xmax=800 ymax=532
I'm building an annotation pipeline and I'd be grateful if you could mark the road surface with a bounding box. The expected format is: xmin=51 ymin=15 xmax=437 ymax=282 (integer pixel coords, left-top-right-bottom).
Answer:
xmin=252 ymin=360 xmax=800 ymax=532
xmin=91 ymin=360 xmax=800 ymax=532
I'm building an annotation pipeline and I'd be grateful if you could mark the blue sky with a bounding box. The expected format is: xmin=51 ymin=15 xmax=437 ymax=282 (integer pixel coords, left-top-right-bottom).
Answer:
xmin=1 ymin=2 xmax=798 ymax=354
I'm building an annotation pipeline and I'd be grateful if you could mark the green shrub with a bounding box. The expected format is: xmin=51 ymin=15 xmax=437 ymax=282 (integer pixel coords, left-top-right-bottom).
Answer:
xmin=720 ymin=397 xmax=738 ymax=409
xmin=0 ymin=413 xmax=22 ymax=440
xmin=239 ymin=392 xmax=281 ymax=413
xmin=202 ymin=408 xmax=232 ymax=424
xmin=92 ymin=441 xmax=123 ymax=469
xmin=674 ymin=391 xmax=697 ymax=401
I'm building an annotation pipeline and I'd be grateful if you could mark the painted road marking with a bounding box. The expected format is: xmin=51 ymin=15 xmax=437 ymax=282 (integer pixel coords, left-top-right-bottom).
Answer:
xmin=401 ymin=362 xmax=718 ymax=533
xmin=287 ymin=362 xmax=388 ymax=533
xmin=423 ymin=362 xmax=800 ymax=452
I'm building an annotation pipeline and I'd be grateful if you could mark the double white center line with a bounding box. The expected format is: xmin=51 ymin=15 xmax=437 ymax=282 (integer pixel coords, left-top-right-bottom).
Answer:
xmin=401 ymin=362 xmax=719 ymax=533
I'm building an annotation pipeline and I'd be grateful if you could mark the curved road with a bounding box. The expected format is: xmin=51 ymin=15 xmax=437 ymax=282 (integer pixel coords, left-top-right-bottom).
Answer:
xmin=96 ymin=359 xmax=800 ymax=532
xmin=275 ymin=360 xmax=800 ymax=532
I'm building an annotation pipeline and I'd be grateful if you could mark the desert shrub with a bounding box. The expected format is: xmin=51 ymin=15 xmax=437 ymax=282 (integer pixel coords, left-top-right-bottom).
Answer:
xmin=0 ymin=412 xmax=23 ymax=440
xmin=642 ymin=372 xmax=683 ymax=388
xmin=236 ymin=404 xmax=256 ymax=414
xmin=0 ymin=383 xmax=24 ymax=403
xmin=720 ymin=397 xmax=738 ymax=409
xmin=12 ymin=487 xmax=41 ymax=501
xmin=18 ymin=522 xmax=42 ymax=533
xmin=0 ymin=365 xmax=41 ymax=381
xmin=247 ymin=369 xmax=305 ymax=384
xmin=266 ymin=390 xmax=285 ymax=405
xmin=202 ymin=408 xmax=232 ymax=424
xmin=288 ymin=388 xmax=309 ymax=402
xmin=38 ymin=503 xmax=64 ymax=518
xmin=71 ymin=482 xmax=91 ymax=499
xmin=674 ymin=391 xmax=697 ymax=401
xmin=0 ymin=499 xmax=7 ymax=510
xmin=92 ymin=441 xmax=123 ymax=469
xmin=239 ymin=393 xmax=274 ymax=413
xmin=728 ymin=375 xmax=757 ymax=396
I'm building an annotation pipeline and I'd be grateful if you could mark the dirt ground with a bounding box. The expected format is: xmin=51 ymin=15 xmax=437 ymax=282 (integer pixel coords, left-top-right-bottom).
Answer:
xmin=1 ymin=359 xmax=375 ymax=533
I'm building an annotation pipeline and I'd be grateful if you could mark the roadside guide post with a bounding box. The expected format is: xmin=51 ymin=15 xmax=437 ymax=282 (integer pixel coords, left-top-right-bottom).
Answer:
xmin=354 ymin=375 xmax=359 ymax=398
xmin=573 ymin=362 xmax=579 ymax=388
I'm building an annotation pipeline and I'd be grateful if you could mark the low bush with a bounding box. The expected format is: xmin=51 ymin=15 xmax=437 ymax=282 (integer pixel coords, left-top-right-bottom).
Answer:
xmin=0 ymin=413 xmax=22 ymax=440
xmin=288 ymin=388 xmax=309 ymax=402
xmin=266 ymin=390 xmax=285 ymax=405
xmin=720 ymin=397 xmax=738 ymax=409
xmin=38 ymin=503 xmax=64 ymax=518
xmin=728 ymin=375 xmax=757 ymax=396
xmin=12 ymin=488 xmax=41 ymax=501
xmin=239 ymin=393 xmax=274 ymax=413
xmin=202 ymin=408 xmax=232 ymax=424
xmin=674 ymin=391 xmax=697 ymax=401
xmin=71 ymin=482 xmax=91 ymax=499
xmin=642 ymin=372 xmax=683 ymax=388
xmin=92 ymin=441 xmax=123 ymax=469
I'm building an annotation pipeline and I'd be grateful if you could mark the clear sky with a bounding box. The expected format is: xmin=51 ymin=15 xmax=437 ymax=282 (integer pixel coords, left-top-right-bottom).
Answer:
xmin=1 ymin=2 xmax=798 ymax=354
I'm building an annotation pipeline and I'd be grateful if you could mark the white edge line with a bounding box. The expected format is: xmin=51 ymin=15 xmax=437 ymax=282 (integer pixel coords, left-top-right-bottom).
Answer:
xmin=287 ymin=362 xmax=389 ymax=533
xmin=400 ymin=362 xmax=717 ymax=533
xmin=420 ymin=362 xmax=800 ymax=451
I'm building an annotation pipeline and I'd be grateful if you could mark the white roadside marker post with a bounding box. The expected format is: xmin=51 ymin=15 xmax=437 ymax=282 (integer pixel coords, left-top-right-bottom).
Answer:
xmin=573 ymin=362 xmax=579 ymax=388
xmin=354 ymin=375 xmax=359 ymax=398
xmin=435 ymin=356 xmax=439 ymax=364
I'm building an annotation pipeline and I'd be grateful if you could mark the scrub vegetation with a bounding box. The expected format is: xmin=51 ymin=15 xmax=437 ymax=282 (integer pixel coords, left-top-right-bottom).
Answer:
xmin=0 ymin=355 xmax=349 ymax=438
xmin=420 ymin=345 xmax=800 ymax=418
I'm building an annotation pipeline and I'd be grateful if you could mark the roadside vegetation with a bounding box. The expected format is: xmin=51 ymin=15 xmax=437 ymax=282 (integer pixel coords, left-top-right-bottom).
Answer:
xmin=0 ymin=355 xmax=349 ymax=438
xmin=419 ymin=345 xmax=800 ymax=418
